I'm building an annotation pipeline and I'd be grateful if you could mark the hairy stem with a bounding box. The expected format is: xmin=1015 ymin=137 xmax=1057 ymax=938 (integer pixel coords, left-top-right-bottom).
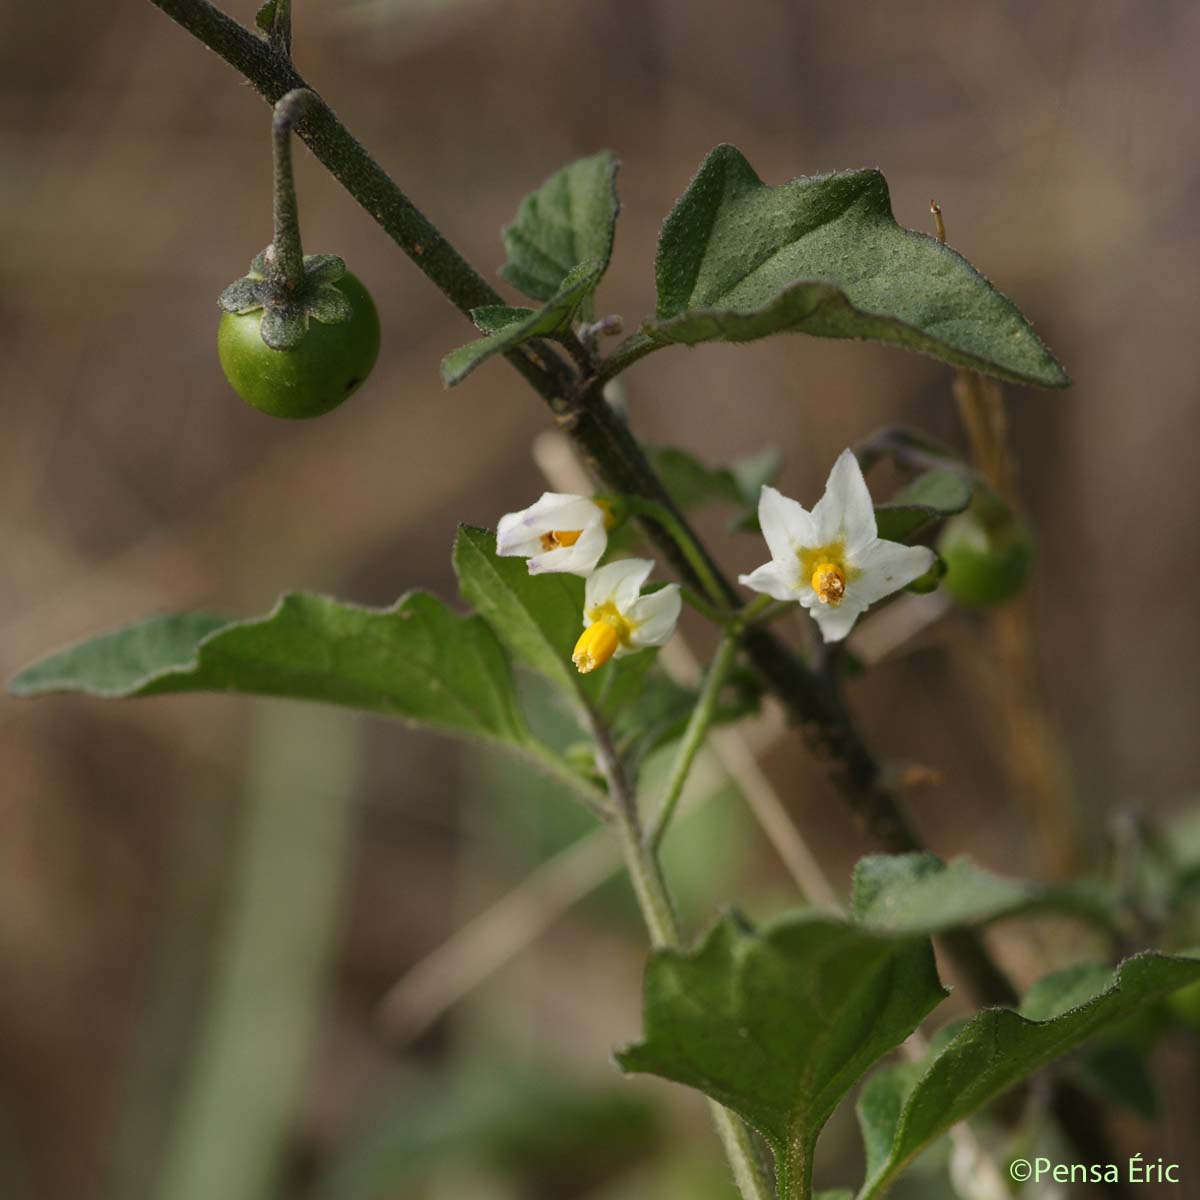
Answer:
xmin=585 ymin=706 xmax=773 ymax=1200
xmin=269 ymin=88 xmax=314 ymax=289
xmin=598 ymin=329 xmax=659 ymax=380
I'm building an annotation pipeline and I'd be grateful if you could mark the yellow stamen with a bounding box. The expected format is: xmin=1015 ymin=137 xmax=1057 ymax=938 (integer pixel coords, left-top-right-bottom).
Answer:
xmin=811 ymin=561 xmax=846 ymax=606
xmin=539 ymin=528 xmax=583 ymax=552
xmin=572 ymin=620 xmax=621 ymax=674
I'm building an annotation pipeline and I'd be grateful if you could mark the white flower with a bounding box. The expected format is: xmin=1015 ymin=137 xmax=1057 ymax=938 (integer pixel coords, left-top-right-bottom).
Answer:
xmin=572 ymin=559 xmax=681 ymax=674
xmin=739 ymin=449 xmax=935 ymax=642
xmin=496 ymin=492 xmax=610 ymax=577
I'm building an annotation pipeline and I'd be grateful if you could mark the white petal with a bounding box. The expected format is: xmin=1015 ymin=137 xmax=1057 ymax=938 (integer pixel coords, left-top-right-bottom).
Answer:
xmin=563 ymin=523 xmax=608 ymax=573
xmin=629 ymin=585 xmax=682 ymax=648
xmin=847 ymin=540 xmax=936 ymax=607
xmin=739 ymin=560 xmax=798 ymax=602
xmin=495 ymin=527 xmax=544 ymax=559
xmin=758 ymin=485 xmax=818 ymax=564
xmin=811 ymin=450 xmax=876 ymax=551
xmin=526 ymin=522 xmax=607 ymax=577
xmin=584 ymin=557 xmax=654 ymax=616
xmin=808 ymin=599 xmax=866 ymax=642
xmin=496 ymin=492 xmax=598 ymax=555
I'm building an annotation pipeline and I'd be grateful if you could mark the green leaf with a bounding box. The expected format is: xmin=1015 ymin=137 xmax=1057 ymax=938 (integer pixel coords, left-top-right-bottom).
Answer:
xmin=873 ymin=471 xmax=972 ymax=545
xmin=1079 ymin=1042 xmax=1158 ymax=1120
xmin=648 ymin=145 xmax=1067 ymax=388
xmin=645 ymin=444 xmax=781 ymax=531
xmin=501 ymin=151 xmax=619 ymax=303
xmin=617 ymin=911 xmax=947 ymax=1199
xmin=470 ymin=305 xmax=536 ymax=334
xmin=254 ymin=0 xmax=279 ymax=33
xmin=453 ymin=525 xmax=585 ymax=694
xmin=9 ymin=593 xmax=530 ymax=747
xmin=8 ymin=612 xmax=231 ymax=697
xmin=441 ymin=265 xmax=600 ymax=386
xmin=856 ymin=952 xmax=1200 ymax=1199
xmin=853 ymin=853 xmax=1118 ymax=936
xmin=852 ymin=853 xmax=1118 ymax=936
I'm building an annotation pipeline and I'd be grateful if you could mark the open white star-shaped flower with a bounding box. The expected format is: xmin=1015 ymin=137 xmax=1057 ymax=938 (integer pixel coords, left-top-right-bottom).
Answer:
xmin=496 ymin=492 xmax=610 ymax=577
xmin=739 ymin=449 xmax=935 ymax=642
xmin=572 ymin=559 xmax=681 ymax=674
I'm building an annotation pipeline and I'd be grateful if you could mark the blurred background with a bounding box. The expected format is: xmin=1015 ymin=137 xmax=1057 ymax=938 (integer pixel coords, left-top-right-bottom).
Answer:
xmin=4 ymin=1 xmax=1200 ymax=1197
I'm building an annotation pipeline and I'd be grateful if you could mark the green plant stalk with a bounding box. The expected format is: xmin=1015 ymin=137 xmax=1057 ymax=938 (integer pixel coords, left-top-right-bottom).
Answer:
xmin=646 ymin=631 xmax=739 ymax=850
xmin=680 ymin=585 xmax=730 ymax=625
xmin=616 ymin=494 xmax=728 ymax=609
xmin=268 ymin=88 xmax=312 ymax=289
xmin=598 ymin=328 xmax=659 ymax=380
xmin=150 ymin=0 xmax=1028 ymax=1015
xmin=588 ymin=707 xmax=772 ymax=1200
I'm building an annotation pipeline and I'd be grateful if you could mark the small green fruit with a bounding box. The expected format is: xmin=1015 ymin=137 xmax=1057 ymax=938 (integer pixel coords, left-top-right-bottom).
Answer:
xmin=938 ymin=503 xmax=1033 ymax=608
xmin=218 ymin=271 xmax=380 ymax=420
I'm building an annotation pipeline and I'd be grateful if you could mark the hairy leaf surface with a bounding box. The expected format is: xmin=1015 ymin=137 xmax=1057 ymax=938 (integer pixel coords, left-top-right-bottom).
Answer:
xmin=852 ymin=853 xmax=1117 ymax=935
xmin=856 ymin=953 xmax=1200 ymax=1198
xmin=9 ymin=593 xmax=530 ymax=746
xmin=617 ymin=911 xmax=946 ymax=1198
xmin=648 ymin=146 xmax=1066 ymax=387
xmin=501 ymin=151 xmax=619 ymax=302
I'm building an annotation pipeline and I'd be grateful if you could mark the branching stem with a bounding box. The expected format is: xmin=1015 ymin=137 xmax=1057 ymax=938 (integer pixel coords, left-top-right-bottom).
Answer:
xmin=149 ymin=0 xmax=919 ymax=862
xmin=150 ymin=0 xmax=1025 ymax=1031
xmin=597 ymin=328 xmax=659 ymax=380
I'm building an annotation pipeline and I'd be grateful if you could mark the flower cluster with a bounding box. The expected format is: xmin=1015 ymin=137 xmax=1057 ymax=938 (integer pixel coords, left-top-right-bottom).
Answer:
xmin=497 ymin=493 xmax=681 ymax=674
xmin=497 ymin=451 xmax=933 ymax=671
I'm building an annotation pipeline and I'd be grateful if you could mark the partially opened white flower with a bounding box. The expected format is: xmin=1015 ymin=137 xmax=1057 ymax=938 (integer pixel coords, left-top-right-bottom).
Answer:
xmin=496 ymin=492 xmax=610 ymax=577
xmin=572 ymin=559 xmax=681 ymax=674
xmin=739 ymin=449 xmax=935 ymax=642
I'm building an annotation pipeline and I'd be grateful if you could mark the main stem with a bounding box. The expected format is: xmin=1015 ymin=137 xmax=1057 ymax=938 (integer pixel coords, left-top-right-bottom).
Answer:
xmin=587 ymin=708 xmax=772 ymax=1200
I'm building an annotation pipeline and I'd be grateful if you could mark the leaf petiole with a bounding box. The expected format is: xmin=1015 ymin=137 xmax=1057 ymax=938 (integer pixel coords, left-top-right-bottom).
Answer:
xmin=680 ymin=585 xmax=732 ymax=625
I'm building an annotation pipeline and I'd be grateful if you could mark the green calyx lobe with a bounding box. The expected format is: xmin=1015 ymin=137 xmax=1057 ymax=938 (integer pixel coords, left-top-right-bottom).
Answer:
xmin=218 ymin=246 xmax=355 ymax=351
